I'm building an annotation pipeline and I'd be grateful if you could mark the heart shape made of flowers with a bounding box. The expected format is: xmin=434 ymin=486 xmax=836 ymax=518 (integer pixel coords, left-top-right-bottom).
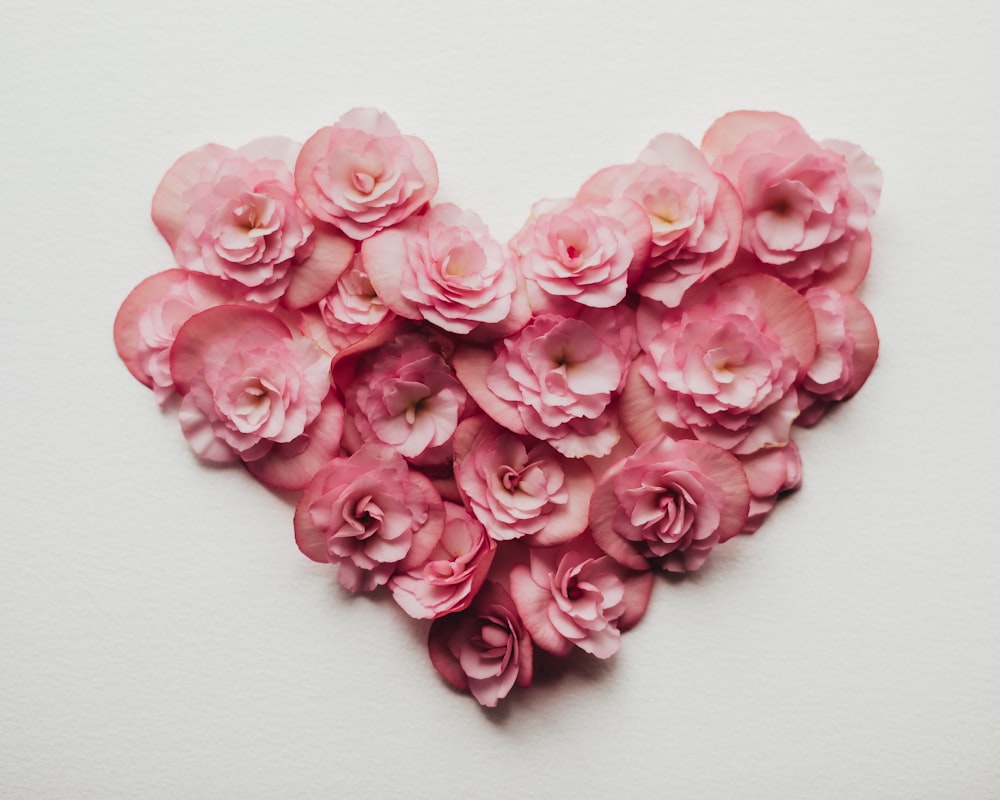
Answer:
xmin=115 ymin=107 xmax=881 ymax=707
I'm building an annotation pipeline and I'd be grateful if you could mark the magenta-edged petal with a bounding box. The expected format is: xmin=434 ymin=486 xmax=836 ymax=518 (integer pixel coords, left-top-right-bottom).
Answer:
xmin=530 ymin=458 xmax=596 ymax=547
xmin=619 ymin=361 xmax=667 ymax=445
xmin=700 ymin=110 xmax=804 ymax=164
xmin=169 ymin=305 xmax=291 ymax=395
xmin=509 ymin=564 xmax=572 ymax=656
xmin=360 ymin=227 xmax=420 ymax=320
xmin=245 ymin=395 xmax=344 ymax=491
xmin=452 ymin=346 xmax=528 ymax=435
xmin=619 ymin=571 xmax=654 ymax=631
xmin=151 ymin=143 xmax=231 ymax=246
xmin=427 ymin=618 xmax=470 ymax=692
xmin=842 ymin=292 xmax=879 ymax=394
xmin=283 ymin=226 xmax=356 ymax=309
xmin=675 ymin=440 xmax=750 ymax=542
xmin=816 ymin=230 xmax=871 ymax=294
xmin=114 ymin=269 xmax=188 ymax=388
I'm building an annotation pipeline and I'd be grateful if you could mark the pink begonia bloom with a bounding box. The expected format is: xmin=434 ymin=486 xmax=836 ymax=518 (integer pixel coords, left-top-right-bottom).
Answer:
xmin=510 ymin=197 xmax=651 ymax=310
xmin=294 ymin=444 xmax=445 ymax=592
xmin=577 ymin=133 xmax=742 ymax=307
xmin=316 ymin=255 xmax=392 ymax=349
xmin=589 ymin=435 xmax=750 ymax=573
xmin=170 ymin=306 xmax=336 ymax=477
xmin=295 ymin=107 xmax=439 ymax=241
xmin=738 ymin=442 xmax=803 ymax=533
xmin=453 ymin=416 xmax=595 ymax=546
xmin=389 ymin=501 xmax=496 ymax=619
xmin=510 ymin=536 xmax=653 ymax=659
xmin=454 ymin=306 xmax=636 ymax=458
xmin=428 ymin=581 xmax=533 ymax=707
xmin=152 ymin=138 xmax=354 ymax=305
xmin=341 ymin=332 xmax=467 ymax=464
xmin=114 ymin=269 xmax=243 ymax=404
xmin=362 ymin=203 xmax=517 ymax=335
xmin=702 ymin=111 xmax=882 ymax=291
xmin=797 ymin=287 xmax=880 ymax=425
xmin=623 ymin=274 xmax=816 ymax=455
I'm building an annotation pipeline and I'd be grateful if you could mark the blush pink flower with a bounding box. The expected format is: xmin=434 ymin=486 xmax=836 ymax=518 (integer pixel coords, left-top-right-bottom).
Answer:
xmin=624 ymin=275 xmax=816 ymax=455
xmin=341 ymin=332 xmax=467 ymax=464
xmin=510 ymin=197 xmax=651 ymax=310
xmin=577 ymin=133 xmax=742 ymax=307
xmin=797 ymin=287 xmax=880 ymax=425
xmin=294 ymin=444 xmax=445 ymax=592
xmin=170 ymin=306 xmax=335 ymax=470
xmin=510 ymin=536 xmax=653 ymax=659
xmin=152 ymin=138 xmax=353 ymax=305
xmin=114 ymin=269 xmax=243 ymax=404
xmin=454 ymin=307 xmax=636 ymax=458
xmin=702 ymin=111 xmax=882 ymax=291
xmin=453 ymin=416 xmax=595 ymax=546
xmin=738 ymin=443 xmax=803 ymax=533
xmin=362 ymin=203 xmax=517 ymax=335
xmin=428 ymin=581 xmax=533 ymax=707
xmin=295 ymin=107 xmax=438 ymax=241
xmin=389 ymin=501 xmax=496 ymax=619
xmin=316 ymin=255 xmax=392 ymax=349
xmin=589 ymin=435 xmax=750 ymax=573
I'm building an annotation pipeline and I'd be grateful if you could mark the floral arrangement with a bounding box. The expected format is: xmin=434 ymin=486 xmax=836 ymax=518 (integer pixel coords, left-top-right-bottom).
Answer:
xmin=114 ymin=108 xmax=881 ymax=706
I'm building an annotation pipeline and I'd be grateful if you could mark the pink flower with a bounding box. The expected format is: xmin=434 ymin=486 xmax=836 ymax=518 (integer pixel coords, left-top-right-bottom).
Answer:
xmin=152 ymin=138 xmax=354 ymax=305
xmin=316 ymin=255 xmax=392 ymax=349
xmin=624 ymin=275 xmax=816 ymax=454
xmin=114 ymin=269 xmax=242 ymax=404
xmin=341 ymin=332 xmax=467 ymax=464
xmin=454 ymin=307 xmax=636 ymax=458
xmin=362 ymin=203 xmax=517 ymax=335
xmin=589 ymin=435 xmax=750 ymax=573
xmin=577 ymin=133 xmax=742 ymax=307
xmin=295 ymin=108 xmax=438 ymax=241
xmin=428 ymin=581 xmax=533 ymax=707
xmin=294 ymin=444 xmax=445 ymax=592
xmin=797 ymin=287 xmax=880 ymax=425
xmin=389 ymin=501 xmax=496 ymax=619
xmin=702 ymin=111 xmax=882 ymax=291
xmin=510 ymin=536 xmax=653 ymax=659
xmin=738 ymin=443 xmax=803 ymax=533
xmin=453 ymin=416 xmax=595 ymax=546
xmin=510 ymin=198 xmax=650 ymax=309
xmin=170 ymin=306 xmax=336 ymax=477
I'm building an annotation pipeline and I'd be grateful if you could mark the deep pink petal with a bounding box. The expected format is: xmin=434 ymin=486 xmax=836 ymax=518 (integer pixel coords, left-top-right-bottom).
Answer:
xmin=113 ymin=269 xmax=189 ymax=388
xmin=427 ymin=617 xmax=469 ymax=691
xmin=619 ymin=570 xmax=654 ymax=631
xmin=815 ymin=231 xmax=871 ymax=294
xmin=842 ymin=292 xmax=879 ymax=395
xmin=509 ymin=565 xmax=572 ymax=656
xmin=675 ymin=439 xmax=750 ymax=542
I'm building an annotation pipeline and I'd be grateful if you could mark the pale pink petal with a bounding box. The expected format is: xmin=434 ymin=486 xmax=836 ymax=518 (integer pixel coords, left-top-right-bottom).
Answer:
xmin=700 ymin=110 xmax=804 ymax=164
xmin=151 ymin=143 xmax=231 ymax=246
xmin=282 ymin=227 xmax=356 ymax=309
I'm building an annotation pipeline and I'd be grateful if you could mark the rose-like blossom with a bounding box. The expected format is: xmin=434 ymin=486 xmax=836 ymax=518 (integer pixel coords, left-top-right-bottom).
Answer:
xmin=454 ymin=307 xmax=636 ymax=458
xmin=702 ymin=110 xmax=882 ymax=291
xmin=362 ymin=203 xmax=517 ymax=335
xmin=152 ymin=138 xmax=353 ymax=305
xmin=114 ymin=269 xmax=242 ymax=404
xmin=169 ymin=306 xmax=334 ymax=470
xmin=295 ymin=107 xmax=438 ymax=241
xmin=389 ymin=501 xmax=496 ymax=619
xmin=295 ymin=444 xmax=445 ymax=592
xmin=510 ymin=536 xmax=653 ymax=659
xmin=738 ymin=442 xmax=803 ymax=533
xmin=577 ymin=133 xmax=742 ymax=307
xmin=589 ymin=434 xmax=750 ymax=573
xmin=453 ymin=416 xmax=595 ymax=546
xmin=623 ymin=275 xmax=816 ymax=454
xmin=797 ymin=287 xmax=879 ymax=425
xmin=317 ymin=255 xmax=392 ymax=349
xmin=428 ymin=581 xmax=533 ymax=707
xmin=341 ymin=332 xmax=467 ymax=464
xmin=511 ymin=197 xmax=650 ymax=310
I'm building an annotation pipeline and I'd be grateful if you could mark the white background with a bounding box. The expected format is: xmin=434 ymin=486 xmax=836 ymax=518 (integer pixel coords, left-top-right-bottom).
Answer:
xmin=3 ymin=1 xmax=998 ymax=797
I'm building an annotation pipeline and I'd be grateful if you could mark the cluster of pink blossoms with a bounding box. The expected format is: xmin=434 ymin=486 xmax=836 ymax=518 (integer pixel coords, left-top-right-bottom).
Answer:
xmin=115 ymin=108 xmax=881 ymax=707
